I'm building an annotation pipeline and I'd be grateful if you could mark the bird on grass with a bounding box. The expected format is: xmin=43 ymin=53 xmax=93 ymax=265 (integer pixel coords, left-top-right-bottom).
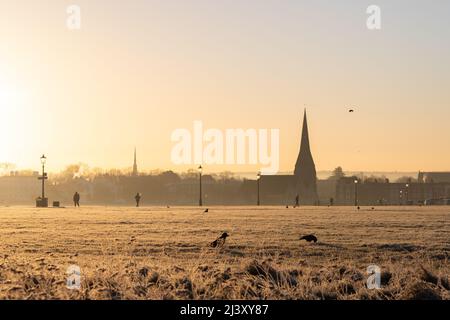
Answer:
xmin=210 ymin=232 xmax=229 ymax=248
xmin=299 ymin=234 xmax=318 ymax=243
xmin=203 ymin=208 xmax=209 ymax=213
xmin=128 ymin=235 xmax=137 ymax=245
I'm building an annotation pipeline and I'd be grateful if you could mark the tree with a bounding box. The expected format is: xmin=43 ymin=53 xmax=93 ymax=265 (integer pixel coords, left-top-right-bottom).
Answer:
xmin=395 ymin=176 xmax=417 ymax=183
xmin=364 ymin=175 xmax=388 ymax=183
xmin=159 ymin=171 xmax=181 ymax=184
xmin=0 ymin=162 xmax=16 ymax=176
xmin=328 ymin=167 xmax=345 ymax=180
xmin=53 ymin=163 xmax=91 ymax=182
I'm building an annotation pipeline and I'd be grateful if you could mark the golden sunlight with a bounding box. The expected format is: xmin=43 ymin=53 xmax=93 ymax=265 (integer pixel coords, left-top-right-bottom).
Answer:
xmin=0 ymin=78 xmax=30 ymax=161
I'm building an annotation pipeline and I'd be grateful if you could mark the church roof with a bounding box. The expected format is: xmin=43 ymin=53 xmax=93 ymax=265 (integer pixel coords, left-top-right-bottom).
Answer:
xmin=294 ymin=110 xmax=316 ymax=176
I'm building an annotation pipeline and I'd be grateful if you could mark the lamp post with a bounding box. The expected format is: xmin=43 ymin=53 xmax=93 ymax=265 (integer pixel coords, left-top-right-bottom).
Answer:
xmin=257 ymin=171 xmax=261 ymax=206
xmin=354 ymin=179 xmax=358 ymax=207
xmin=198 ymin=165 xmax=203 ymax=207
xmin=37 ymin=154 xmax=48 ymax=207
xmin=40 ymin=154 xmax=47 ymax=198
xmin=405 ymin=183 xmax=409 ymax=204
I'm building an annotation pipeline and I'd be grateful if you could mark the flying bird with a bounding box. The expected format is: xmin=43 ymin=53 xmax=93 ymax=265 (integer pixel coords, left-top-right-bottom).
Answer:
xmin=349 ymin=109 xmax=355 ymax=113
xmin=210 ymin=232 xmax=229 ymax=248
xmin=299 ymin=234 xmax=318 ymax=243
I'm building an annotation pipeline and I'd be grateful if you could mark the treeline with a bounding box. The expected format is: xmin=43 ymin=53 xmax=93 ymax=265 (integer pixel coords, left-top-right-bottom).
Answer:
xmin=45 ymin=168 xmax=255 ymax=206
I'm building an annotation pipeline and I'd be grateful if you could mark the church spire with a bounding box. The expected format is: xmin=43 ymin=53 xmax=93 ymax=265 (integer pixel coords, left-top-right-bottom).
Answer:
xmin=295 ymin=109 xmax=314 ymax=174
xmin=293 ymin=109 xmax=318 ymax=204
xmin=300 ymin=109 xmax=311 ymax=154
xmin=132 ymin=147 xmax=138 ymax=176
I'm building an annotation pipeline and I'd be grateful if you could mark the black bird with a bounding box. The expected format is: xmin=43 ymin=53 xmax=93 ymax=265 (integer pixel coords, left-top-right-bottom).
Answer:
xmin=210 ymin=232 xmax=229 ymax=248
xmin=349 ymin=109 xmax=355 ymax=113
xmin=300 ymin=234 xmax=318 ymax=243
xmin=203 ymin=208 xmax=209 ymax=213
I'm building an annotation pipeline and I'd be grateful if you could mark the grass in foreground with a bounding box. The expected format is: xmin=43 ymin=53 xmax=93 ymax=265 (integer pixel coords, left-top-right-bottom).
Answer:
xmin=0 ymin=206 xmax=448 ymax=300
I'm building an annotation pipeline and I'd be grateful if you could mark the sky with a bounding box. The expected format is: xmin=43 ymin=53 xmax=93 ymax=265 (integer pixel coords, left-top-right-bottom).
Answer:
xmin=0 ymin=0 xmax=449 ymax=174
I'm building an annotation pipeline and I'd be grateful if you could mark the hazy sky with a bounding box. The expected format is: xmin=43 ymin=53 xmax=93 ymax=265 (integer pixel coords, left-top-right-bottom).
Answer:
xmin=0 ymin=0 xmax=449 ymax=174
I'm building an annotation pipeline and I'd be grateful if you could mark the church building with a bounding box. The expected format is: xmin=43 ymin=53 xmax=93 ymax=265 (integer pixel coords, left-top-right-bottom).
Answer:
xmin=259 ymin=110 xmax=319 ymax=205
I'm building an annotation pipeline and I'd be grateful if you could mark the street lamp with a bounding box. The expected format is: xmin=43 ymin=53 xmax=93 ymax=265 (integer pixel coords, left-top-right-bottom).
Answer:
xmin=257 ymin=171 xmax=261 ymax=206
xmin=399 ymin=190 xmax=403 ymax=205
xmin=198 ymin=165 xmax=203 ymax=207
xmin=405 ymin=183 xmax=409 ymax=204
xmin=354 ymin=179 xmax=358 ymax=207
xmin=40 ymin=154 xmax=47 ymax=199
xmin=37 ymin=154 xmax=48 ymax=207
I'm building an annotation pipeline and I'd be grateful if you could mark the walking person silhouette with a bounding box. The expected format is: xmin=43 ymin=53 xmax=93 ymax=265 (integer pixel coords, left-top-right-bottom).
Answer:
xmin=73 ymin=192 xmax=80 ymax=207
xmin=135 ymin=193 xmax=142 ymax=207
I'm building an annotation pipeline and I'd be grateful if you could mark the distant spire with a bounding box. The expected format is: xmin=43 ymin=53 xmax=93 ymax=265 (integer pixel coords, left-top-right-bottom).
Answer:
xmin=295 ymin=109 xmax=313 ymax=173
xmin=300 ymin=109 xmax=310 ymax=154
xmin=293 ymin=109 xmax=318 ymax=204
xmin=132 ymin=147 xmax=138 ymax=176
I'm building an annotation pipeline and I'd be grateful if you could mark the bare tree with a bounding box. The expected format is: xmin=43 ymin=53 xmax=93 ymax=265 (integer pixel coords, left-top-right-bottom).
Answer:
xmin=395 ymin=176 xmax=417 ymax=183
xmin=0 ymin=162 xmax=16 ymax=176
xmin=328 ymin=166 xmax=345 ymax=180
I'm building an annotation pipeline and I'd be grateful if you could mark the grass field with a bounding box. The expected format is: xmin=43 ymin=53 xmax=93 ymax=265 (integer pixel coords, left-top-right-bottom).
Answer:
xmin=0 ymin=206 xmax=448 ymax=300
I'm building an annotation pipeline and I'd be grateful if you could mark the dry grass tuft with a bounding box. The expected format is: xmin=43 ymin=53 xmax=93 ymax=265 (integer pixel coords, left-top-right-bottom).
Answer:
xmin=401 ymin=282 xmax=442 ymax=300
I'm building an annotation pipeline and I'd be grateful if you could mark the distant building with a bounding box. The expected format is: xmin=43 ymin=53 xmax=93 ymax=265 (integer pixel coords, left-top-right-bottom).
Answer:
xmin=256 ymin=110 xmax=450 ymax=206
xmin=259 ymin=110 xmax=319 ymax=205
xmin=0 ymin=173 xmax=40 ymax=204
xmin=259 ymin=175 xmax=296 ymax=205
xmin=132 ymin=148 xmax=138 ymax=176
xmin=294 ymin=110 xmax=319 ymax=204
xmin=336 ymin=176 xmax=450 ymax=205
xmin=418 ymin=172 xmax=450 ymax=183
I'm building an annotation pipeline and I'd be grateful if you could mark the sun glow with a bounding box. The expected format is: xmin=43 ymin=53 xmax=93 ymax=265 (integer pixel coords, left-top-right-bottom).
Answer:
xmin=0 ymin=78 xmax=31 ymax=163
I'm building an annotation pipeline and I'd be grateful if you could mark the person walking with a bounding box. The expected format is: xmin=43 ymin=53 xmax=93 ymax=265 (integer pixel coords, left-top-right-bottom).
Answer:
xmin=73 ymin=192 xmax=80 ymax=207
xmin=135 ymin=193 xmax=142 ymax=207
xmin=295 ymin=194 xmax=299 ymax=208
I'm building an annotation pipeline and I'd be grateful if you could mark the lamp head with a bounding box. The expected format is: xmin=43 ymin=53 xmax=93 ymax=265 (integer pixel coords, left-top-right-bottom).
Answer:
xmin=40 ymin=154 xmax=47 ymax=165
xmin=198 ymin=165 xmax=203 ymax=173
